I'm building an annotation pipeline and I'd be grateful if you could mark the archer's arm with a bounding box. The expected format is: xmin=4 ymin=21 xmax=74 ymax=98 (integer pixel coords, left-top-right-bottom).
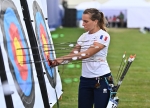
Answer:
xmin=52 ymin=42 xmax=105 ymax=65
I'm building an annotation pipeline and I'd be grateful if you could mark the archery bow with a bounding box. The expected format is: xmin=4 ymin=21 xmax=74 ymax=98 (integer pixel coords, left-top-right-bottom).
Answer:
xmin=107 ymin=53 xmax=136 ymax=108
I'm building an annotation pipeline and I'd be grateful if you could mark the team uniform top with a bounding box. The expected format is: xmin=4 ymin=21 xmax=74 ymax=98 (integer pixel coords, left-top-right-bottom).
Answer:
xmin=77 ymin=29 xmax=111 ymax=78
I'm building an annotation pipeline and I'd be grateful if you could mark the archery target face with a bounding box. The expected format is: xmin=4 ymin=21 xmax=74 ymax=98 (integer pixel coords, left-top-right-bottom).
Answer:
xmin=26 ymin=0 xmax=63 ymax=107
xmin=0 ymin=0 xmax=35 ymax=107
xmin=33 ymin=1 xmax=57 ymax=88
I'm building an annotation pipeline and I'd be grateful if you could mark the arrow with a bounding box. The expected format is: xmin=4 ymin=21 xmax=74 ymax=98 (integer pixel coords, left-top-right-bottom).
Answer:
xmin=116 ymin=51 xmax=126 ymax=84
xmin=111 ymin=54 xmax=136 ymax=98
xmin=17 ymin=39 xmax=101 ymax=50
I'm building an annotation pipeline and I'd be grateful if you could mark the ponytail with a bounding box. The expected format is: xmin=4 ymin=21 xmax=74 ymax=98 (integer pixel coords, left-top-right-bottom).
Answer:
xmin=98 ymin=11 xmax=108 ymax=31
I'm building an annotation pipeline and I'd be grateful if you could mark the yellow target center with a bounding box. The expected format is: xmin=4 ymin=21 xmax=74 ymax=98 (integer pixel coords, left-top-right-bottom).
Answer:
xmin=42 ymin=34 xmax=48 ymax=55
xmin=14 ymin=37 xmax=23 ymax=66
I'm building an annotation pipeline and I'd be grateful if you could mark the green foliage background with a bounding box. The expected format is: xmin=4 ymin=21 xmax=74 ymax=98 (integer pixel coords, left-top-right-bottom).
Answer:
xmin=52 ymin=28 xmax=150 ymax=108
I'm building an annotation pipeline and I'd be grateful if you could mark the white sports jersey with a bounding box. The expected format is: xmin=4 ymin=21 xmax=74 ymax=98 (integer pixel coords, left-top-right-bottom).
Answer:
xmin=77 ymin=29 xmax=111 ymax=78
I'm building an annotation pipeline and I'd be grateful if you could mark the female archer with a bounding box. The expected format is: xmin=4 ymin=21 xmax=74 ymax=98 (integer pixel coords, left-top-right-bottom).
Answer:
xmin=47 ymin=8 xmax=113 ymax=108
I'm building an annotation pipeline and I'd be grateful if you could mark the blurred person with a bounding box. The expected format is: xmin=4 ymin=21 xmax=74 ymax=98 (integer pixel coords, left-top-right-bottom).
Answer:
xmin=47 ymin=8 xmax=114 ymax=108
xmin=108 ymin=16 xmax=113 ymax=27
xmin=59 ymin=4 xmax=64 ymax=28
xmin=112 ymin=15 xmax=117 ymax=27
xmin=62 ymin=0 xmax=68 ymax=9
xmin=61 ymin=0 xmax=68 ymax=27
xmin=118 ymin=11 xmax=124 ymax=27
xmin=116 ymin=17 xmax=120 ymax=28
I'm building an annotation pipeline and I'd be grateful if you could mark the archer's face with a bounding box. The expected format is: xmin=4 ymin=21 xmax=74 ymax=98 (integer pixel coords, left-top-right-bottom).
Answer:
xmin=82 ymin=14 xmax=97 ymax=32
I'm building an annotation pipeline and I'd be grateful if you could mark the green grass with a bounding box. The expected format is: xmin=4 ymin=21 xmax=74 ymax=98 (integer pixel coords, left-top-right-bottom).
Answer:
xmin=51 ymin=28 xmax=150 ymax=108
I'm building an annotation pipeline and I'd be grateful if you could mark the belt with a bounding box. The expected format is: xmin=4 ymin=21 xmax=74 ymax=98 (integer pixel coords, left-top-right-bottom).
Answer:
xmin=81 ymin=73 xmax=111 ymax=80
xmin=96 ymin=73 xmax=111 ymax=79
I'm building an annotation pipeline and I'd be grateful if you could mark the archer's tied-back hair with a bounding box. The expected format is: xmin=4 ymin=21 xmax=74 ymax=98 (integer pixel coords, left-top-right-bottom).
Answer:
xmin=83 ymin=8 xmax=108 ymax=31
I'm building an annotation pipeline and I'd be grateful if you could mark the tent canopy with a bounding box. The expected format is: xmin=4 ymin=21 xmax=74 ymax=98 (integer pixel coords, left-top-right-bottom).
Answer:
xmin=76 ymin=1 xmax=101 ymax=10
xmin=100 ymin=0 xmax=150 ymax=9
xmin=76 ymin=1 xmax=101 ymax=20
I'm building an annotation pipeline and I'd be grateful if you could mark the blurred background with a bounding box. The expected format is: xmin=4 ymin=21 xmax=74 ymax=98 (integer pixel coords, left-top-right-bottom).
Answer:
xmin=47 ymin=0 xmax=150 ymax=31
xmin=45 ymin=0 xmax=150 ymax=108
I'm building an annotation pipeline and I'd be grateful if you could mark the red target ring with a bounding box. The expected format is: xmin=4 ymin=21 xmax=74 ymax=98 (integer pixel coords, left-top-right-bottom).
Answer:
xmin=9 ymin=23 xmax=28 ymax=80
xmin=40 ymin=24 xmax=49 ymax=58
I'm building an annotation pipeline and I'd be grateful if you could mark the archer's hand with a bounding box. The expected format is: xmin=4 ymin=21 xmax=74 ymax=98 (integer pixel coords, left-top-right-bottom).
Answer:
xmin=47 ymin=55 xmax=60 ymax=67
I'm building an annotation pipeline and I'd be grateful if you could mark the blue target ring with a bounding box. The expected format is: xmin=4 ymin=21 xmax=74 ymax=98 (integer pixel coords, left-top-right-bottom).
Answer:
xmin=4 ymin=8 xmax=32 ymax=96
xmin=35 ymin=12 xmax=55 ymax=77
